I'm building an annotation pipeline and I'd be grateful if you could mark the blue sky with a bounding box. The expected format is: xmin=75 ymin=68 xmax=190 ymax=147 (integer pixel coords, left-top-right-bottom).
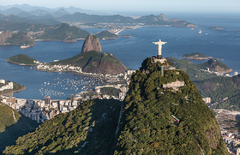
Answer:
xmin=1 ymin=0 xmax=240 ymax=13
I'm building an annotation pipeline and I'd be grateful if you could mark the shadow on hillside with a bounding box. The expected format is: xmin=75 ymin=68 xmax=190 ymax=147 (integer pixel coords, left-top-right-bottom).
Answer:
xmin=236 ymin=115 xmax=240 ymax=134
xmin=0 ymin=114 xmax=38 ymax=153
xmin=53 ymin=99 xmax=122 ymax=155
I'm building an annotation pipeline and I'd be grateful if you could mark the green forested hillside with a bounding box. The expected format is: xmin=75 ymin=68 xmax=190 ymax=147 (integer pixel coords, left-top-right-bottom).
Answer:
xmin=198 ymin=59 xmax=232 ymax=71
xmin=36 ymin=23 xmax=90 ymax=41
xmin=51 ymin=50 xmax=128 ymax=74
xmin=7 ymin=54 xmax=38 ymax=65
xmin=5 ymin=32 xmax=35 ymax=46
xmin=3 ymin=57 xmax=228 ymax=155
xmin=0 ymin=104 xmax=38 ymax=153
xmin=195 ymin=75 xmax=240 ymax=110
xmin=95 ymin=31 xmax=118 ymax=39
xmin=3 ymin=99 xmax=121 ymax=154
xmin=167 ymin=57 xmax=217 ymax=81
xmin=114 ymin=58 xmax=228 ymax=154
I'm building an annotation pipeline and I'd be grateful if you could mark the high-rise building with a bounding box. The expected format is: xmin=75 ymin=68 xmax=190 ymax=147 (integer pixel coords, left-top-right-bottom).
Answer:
xmin=70 ymin=94 xmax=74 ymax=103
xmin=45 ymin=96 xmax=51 ymax=105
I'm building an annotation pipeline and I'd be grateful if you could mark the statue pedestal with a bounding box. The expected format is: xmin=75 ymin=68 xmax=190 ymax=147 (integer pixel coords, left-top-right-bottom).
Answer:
xmin=152 ymin=56 xmax=167 ymax=64
xmin=157 ymin=55 xmax=162 ymax=59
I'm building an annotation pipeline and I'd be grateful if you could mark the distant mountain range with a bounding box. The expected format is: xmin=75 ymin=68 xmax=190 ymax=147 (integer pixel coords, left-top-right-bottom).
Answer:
xmin=0 ymin=4 xmax=110 ymax=16
xmin=0 ymin=4 xmax=198 ymax=27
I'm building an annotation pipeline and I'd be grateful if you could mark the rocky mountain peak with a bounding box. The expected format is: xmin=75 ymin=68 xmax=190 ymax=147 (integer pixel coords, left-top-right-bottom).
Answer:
xmin=0 ymin=30 xmax=12 ymax=45
xmin=81 ymin=34 xmax=102 ymax=54
xmin=158 ymin=13 xmax=168 ymax=21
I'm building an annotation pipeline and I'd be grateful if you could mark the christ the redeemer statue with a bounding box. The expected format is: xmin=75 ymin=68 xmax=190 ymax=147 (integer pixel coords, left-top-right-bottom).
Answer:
xmin=153 ymin=39 xmax=167 ymax=59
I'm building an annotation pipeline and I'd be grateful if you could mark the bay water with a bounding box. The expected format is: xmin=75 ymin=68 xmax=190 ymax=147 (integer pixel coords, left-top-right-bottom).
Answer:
xmin=0 ymin=13 xmax=240 ymax=99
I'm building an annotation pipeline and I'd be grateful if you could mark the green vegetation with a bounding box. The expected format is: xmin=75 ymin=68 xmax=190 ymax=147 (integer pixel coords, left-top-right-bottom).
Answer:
xmin=0 ymin=21 xmax=52 ymax=32
xmin=95 ymin=31 xmax=118 ymax=39
xmin=0 ymin=104 xmax=38 ymax=153
xmin=0 ymin=80 xmax=25 ymax=95
xmin=36 ymin=23 xmax=90 ymax=41
xmin=198 ymin=58 xmax=231 ymax=71
xmin=182 ymin=52 xmax=207 ymax=58
xmin=0 ymin=104 xmax=21 ymax=132
xmin=114 ymin=57 xmax=228 ymax=154
xmin=101 ymin=87 xmax=121 ymax=97
xmin=5 ymin=32 xmax=35 ymax=46
xmin=195 ymin=75 xmax=240 ymax=111
xmin=3 ymin=99 xmax=121 ymax=154
xmin=7 ymin=54 xmax=38 ymax=65
xmin=50 ymin=50 xmax=128 ymax=74
xmin=167 ymin=57 xmax=217 ymax=81
xmin=2 ymin=57 xmax=228 ymax=154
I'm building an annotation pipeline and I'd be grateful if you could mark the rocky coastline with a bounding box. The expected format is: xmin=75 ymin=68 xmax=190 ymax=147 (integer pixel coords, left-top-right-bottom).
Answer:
xmin=182 ymin=56 xmax=223 ymax=60
xmin=6 ymin=60 xmax=37 ymax=66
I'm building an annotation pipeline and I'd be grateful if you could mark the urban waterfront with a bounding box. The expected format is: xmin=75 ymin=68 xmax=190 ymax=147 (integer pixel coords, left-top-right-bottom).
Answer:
xmin=1 ymin=13 xmax=240 ymax=99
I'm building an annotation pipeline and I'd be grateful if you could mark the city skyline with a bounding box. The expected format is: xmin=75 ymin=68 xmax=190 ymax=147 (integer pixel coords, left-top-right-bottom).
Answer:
xmin=1 ymin=0 xmax=240 ymax=13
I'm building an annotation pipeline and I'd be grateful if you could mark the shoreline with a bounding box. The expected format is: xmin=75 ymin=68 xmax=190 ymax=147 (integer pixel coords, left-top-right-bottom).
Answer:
xmin=182 ymin=56 xmax=223 ymax=60
xmin=35 ymin=68 xmax=115 ymax=78
xmin=0 ymin=86 xmax=26 ymax=96
xmin=7 ymin=60 xmax=37 ymax=66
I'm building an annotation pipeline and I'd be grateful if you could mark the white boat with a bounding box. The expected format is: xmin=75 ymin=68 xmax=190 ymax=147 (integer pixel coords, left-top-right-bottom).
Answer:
xmin=198 ymin=30 xmax=202 ymax=34
xmin=191 ymin=28 xmax=195 ymax=31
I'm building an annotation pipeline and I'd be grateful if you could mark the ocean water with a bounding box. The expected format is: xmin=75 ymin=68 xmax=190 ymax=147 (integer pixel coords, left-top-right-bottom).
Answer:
xmin=0 ymin=13 xmax=240 ymax=99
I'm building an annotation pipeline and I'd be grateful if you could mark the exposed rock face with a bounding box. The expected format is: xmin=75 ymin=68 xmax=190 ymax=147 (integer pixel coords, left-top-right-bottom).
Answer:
xmin=81 ymin=52 xmax=128 ymax=75
xmin=81 ymin=34 xmax=102 ymax=53
xmin=0 ymin=30 xmax=12 ymax=45
xmin=208 ymin=59 xmax=233 ymax=74
xmin=158 ymin=13 xmax=168 ymax=21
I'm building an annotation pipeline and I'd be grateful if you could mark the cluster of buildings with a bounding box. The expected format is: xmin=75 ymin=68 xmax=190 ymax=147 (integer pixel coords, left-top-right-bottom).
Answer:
xmin=36 ymin=63 xmax=136 ymax=82
xmin=0 ymin=79 xmax=13 ymax=91
xmin=1 ymin=94 xmax=78 ymax=123
xmin=221 ymin=129 xmax=240 ymax=154
xmin=36 ymin=64 xmax=82 ymax=73
xmin=200 ymin=67 xmax=238 ymax=77
xmin=94 ymin=84 xmax=128 ymax=101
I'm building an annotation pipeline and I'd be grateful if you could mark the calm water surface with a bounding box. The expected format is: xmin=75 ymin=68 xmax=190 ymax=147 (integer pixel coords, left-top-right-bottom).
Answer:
xmin=0 ymin=13 xmax=240 ymax=99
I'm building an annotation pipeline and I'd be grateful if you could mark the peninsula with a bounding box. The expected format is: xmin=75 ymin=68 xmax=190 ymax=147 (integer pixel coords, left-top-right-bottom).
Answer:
xmin=198 ymin=58 xmax=233 ymax=74
xmin=36 ymin=34 xmax=128 ymax=75
xmin=0 ymin=30 xmax=35 ymax=48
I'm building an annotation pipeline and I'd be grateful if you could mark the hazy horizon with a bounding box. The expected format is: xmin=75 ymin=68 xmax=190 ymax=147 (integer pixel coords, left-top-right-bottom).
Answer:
xmin=1 ymin=0 xmax=240 ymax=15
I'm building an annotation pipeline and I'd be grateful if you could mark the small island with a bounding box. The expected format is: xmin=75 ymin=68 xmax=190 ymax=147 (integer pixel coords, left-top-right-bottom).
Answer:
xmin=236 ymin=30 xmax=240 ymax=33
xmin=7 ymin=54 xmax=40 ymax=66
xmin=95 ymin=30 xmax=118 ymax=40
xmin=208 ymin=26 xmax=224 ymax=30
xmin=122 ymin=35 xmax=133 ymax=38
xmin=182 ymin=52 xmax=212 ymax=60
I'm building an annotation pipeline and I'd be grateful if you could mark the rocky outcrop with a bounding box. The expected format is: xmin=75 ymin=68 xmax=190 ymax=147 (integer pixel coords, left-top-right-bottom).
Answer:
xmin=0 ymin=30 xmax=12 ymax=45
xmin=207 ymin=59 xmax=232 ymax=74
xmin=81 ymin=34 xmax=102 ymax=53
xmin=52 ymin=35 xmax=128 ymax=75
xmin=82 ymin=52 xmax=128 ymax=75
